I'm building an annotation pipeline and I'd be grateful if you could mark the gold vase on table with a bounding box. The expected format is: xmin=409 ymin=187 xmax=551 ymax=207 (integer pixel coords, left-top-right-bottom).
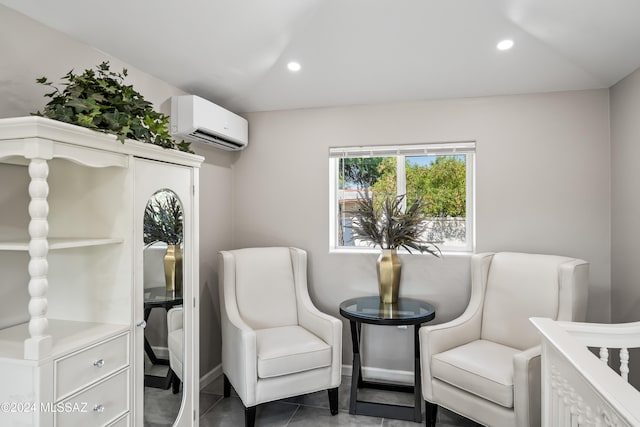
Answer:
xmin=376 ymin=249 xmax=401 ymax=303
xmin=164 ymin=244 xmax=183 ymax=296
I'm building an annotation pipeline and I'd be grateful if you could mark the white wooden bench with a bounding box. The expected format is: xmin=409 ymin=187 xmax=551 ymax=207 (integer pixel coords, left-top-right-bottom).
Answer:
xmin=532 ymin=317 xmax=640 ymax=426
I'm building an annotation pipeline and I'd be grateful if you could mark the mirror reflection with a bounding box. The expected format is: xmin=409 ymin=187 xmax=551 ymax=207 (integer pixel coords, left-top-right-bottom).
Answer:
xmin=142 ymin=189 xmax=185 ymax=426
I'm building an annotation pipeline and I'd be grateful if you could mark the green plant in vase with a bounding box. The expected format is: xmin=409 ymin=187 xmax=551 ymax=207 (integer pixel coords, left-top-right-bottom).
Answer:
xmin=144 ymin=192 xmax=183 ymax=246
xmin=144 ymin=191 xmax=184 ymax=295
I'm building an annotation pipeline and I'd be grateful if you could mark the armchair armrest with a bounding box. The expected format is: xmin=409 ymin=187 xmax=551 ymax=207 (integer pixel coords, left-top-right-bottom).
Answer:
xmin=419 ymin=257 xmax=489 ymax=369
xmin=421 ymin=251 xmax=493 ymax=359
xmin=298 ymin=301 xmax=342 ymax=347
xmin=298 ymin=305 xmax=342 ymax=387
xmin=420 ymin=310 xmax=482 ymax=357
xmin=219 ymin=251 xmax=259 ymax=406
xmin=289 ymin=247 xmax=341 ymax=344
xmin=222 ymin=308 xmax=258 ymax=405
xmin=513 ymin=345 xmax=541 ymax=427
xmin=289 ymin=248 xmax=342 ymax=386
xmin=167 ymin=306 xmax=183 ymax=333
xmin=420 ymin=252 xmax=494 ymax=401
xmin=420 ymin=306 xmax=483 ymax=400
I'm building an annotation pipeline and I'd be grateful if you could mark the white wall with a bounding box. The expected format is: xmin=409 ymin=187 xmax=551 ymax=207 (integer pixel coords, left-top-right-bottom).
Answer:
xmin=239 ymin=90 xmax=611 ymax=372
xmin=610 ymin=67 xmax=640 ymax=385
xmin=611 ymin=67 xmax=640 ymax=324
xmin=0 ymin=5 xmax=233 ymax=379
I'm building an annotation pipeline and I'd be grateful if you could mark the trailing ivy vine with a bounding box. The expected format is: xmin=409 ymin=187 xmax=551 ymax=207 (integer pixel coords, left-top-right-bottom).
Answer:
xmin=33 ymin=61 xmax=192 ymax=153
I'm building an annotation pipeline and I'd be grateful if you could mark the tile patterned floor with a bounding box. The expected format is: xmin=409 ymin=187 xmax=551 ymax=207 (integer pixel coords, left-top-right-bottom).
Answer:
xmin=197 ymin=375 xmax=482 ymax=427
xmin=145 ymin=375 xmax=482 ymax=426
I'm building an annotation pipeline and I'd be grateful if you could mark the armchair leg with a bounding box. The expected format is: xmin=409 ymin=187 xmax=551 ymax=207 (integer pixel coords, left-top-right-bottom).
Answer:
xmin=223 ymin=374 xmax=231 ymax=398
xmin=425 ymin=401 xmax=438 ymax=427
xmin=244 ymin=405 xmax=256 ymax=427
xmin=328 ymin=387 xmax=339 ymax=415
xmin=171 ymin=371 xmax=181 ymax=394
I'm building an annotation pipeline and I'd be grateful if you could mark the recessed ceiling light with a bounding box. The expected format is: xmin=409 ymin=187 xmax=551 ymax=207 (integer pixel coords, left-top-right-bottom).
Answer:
xmin=287 ymin=61 xmax=301 ymax=72
xmin=497 ymin=39 xmax=514 ymax=51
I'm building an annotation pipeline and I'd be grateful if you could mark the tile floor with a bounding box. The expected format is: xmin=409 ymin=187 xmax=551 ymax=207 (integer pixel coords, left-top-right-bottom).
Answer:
xmin=195 ymin=377 xmax=478 ymax=427
xmin=145 ymin=375 xmax=482 ymax=426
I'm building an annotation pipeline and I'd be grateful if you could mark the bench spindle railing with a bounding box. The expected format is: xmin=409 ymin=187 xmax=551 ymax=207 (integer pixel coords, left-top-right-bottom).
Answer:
xmin=532 ymin=318 xmax=640 ymax=427
xmin=599 ymin=346 xmax=609 ymax=365
xmin=620 ymin=348 xmax=629 ymax=382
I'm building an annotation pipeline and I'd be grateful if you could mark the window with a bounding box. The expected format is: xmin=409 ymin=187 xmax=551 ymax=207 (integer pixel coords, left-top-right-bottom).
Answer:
xmin=329 ymin=142 xmax=475 ymax=252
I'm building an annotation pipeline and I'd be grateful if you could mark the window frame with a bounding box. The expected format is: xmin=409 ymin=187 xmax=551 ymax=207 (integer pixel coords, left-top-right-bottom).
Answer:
xmin=329 ymin=141 xmax=476 ymax=254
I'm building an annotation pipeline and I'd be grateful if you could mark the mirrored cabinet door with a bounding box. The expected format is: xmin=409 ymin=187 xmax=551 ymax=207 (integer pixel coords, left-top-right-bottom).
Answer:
xmin=133 ymin=158 xmax=199 ymax=427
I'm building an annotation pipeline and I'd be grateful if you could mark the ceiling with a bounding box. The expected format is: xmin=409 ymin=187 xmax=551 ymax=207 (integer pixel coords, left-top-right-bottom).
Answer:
xmin=2 ymin=0 xmax=640 ymax=113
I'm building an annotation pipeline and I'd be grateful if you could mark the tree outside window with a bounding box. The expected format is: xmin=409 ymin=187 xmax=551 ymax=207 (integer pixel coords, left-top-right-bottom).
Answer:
xmin=331 ymin=142 xmax=474 ymax=252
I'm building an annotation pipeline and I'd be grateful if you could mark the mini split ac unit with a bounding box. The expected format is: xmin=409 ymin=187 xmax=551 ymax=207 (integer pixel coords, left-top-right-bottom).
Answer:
xmin=170 ymin=95 xmax=248 ymax=151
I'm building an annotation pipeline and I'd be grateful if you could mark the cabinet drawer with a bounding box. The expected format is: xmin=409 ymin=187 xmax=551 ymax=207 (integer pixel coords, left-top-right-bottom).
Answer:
xmin=55 ymin=368 xmax=129 ymax=427
xmin=55 ymin=333 xmax=129 ymax=400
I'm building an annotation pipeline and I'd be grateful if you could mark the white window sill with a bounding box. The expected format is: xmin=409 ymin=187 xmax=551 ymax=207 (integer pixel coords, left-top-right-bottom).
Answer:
xmin=329 ymin=247 xmax=473 ymax=256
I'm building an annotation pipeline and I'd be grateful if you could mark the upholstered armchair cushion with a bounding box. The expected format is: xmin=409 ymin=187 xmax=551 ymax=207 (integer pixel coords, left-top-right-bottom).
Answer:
xmin=256 ymin=325 xmax=332 ymax=379
xmin=432 ymin=339 xmax=519 ymax=407
xmin=234 ymin=247 xmax=299 ymax=329
xmin=481 ymin=253 xmax=577 ymax=350
xmin=421 ymin=252 xmax=589 ymax=427
xmin=167 ymin=306 xmax=183 ymax=381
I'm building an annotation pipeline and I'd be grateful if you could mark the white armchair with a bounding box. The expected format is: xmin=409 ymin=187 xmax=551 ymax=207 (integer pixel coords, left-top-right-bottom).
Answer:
xmin=167 ymin=306 xmax=183 ymax=394
xmin=219 ymin=247 xmax=342 ymax=427
xmin=420 ymin=252 xmax=589 ymax=427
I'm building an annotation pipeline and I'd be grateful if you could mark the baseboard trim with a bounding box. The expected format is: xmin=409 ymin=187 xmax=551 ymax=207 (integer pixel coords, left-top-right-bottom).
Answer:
xmin=200 ymin=363 xmax=223 ymax=390
xmin=342 ymin=364 xmax=414 ymax=385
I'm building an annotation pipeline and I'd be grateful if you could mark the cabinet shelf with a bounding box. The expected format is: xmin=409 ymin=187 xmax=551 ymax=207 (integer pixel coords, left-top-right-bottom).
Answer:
xmin=0 ymin=320 xmax=128 ymax=361
xmin=0 ymin=238 xmax=123 ymax=251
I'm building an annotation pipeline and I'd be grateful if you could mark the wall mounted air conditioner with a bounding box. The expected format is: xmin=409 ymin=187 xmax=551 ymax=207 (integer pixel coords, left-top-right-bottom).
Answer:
xmin=170 ymin=95 xmax=248 ymax=151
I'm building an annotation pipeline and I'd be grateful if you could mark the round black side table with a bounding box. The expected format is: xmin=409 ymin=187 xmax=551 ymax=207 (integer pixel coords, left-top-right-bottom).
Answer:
xmin=339 ymin=296 xmax=436 ymax=423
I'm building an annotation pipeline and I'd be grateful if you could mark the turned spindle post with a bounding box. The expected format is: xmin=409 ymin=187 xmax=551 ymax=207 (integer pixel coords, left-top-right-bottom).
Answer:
xmin=23 ymin=158 xmax=52 ymax=360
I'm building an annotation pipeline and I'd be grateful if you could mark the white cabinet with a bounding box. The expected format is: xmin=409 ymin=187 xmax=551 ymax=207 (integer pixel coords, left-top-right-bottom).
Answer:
xmin=0 ymin=117 xmax=203 ymax=426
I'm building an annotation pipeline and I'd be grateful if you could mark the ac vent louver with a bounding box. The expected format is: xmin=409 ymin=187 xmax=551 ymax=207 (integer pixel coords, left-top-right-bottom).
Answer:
xmin=189 ymin=129 xmax=245 ymax=150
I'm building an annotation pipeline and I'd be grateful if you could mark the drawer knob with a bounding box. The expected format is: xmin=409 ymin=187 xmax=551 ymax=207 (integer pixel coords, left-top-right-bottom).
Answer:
xmin=137 ymin=320 xmax=147 ymax=328
xmin=93 ymin=404 xmax=105 ymax=413
xmin=93 ymin=359 xmax=105 ymax=368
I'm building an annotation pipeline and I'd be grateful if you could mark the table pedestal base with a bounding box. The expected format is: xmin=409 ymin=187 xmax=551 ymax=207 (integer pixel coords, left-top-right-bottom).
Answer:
xmin=348 ymin=320 xmax=423 ymax=423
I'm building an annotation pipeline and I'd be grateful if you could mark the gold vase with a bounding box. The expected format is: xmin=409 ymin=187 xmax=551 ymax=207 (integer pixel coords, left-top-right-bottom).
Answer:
xmin=376 ymin=249 xmax=401 ymax=304
xmin=164 ymin=244 xmax=183 ymax=296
